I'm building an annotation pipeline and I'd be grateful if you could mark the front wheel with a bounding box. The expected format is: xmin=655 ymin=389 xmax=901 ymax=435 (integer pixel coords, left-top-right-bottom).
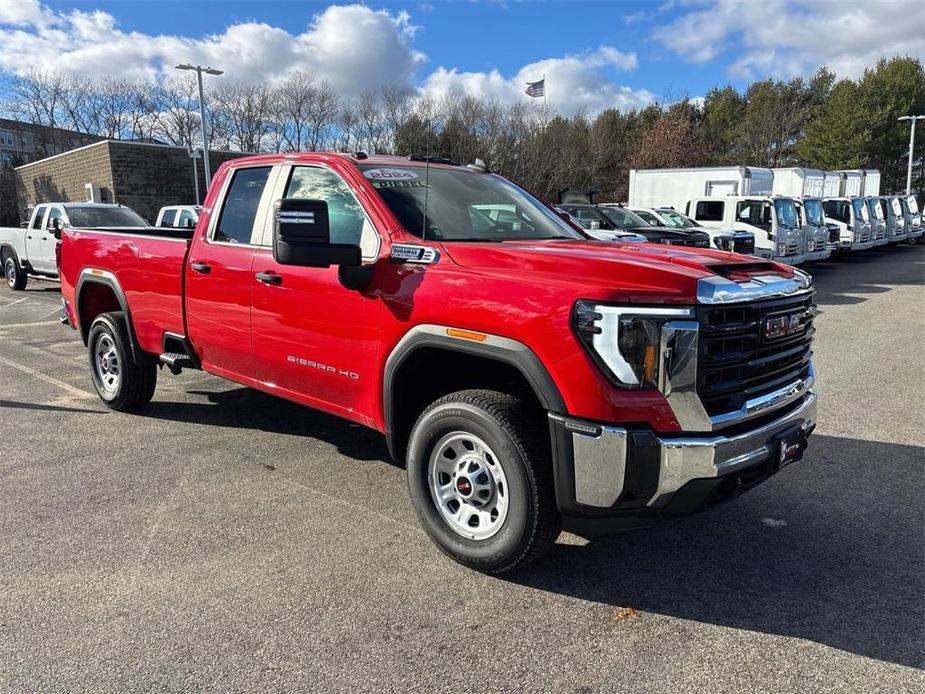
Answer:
xmin=406 ymin=389 xmax=560 ymax=574
xmin=4 ymin=256 xmax=27 ymax=291
xmin=87 ymin=311 xmax=157 ymax=411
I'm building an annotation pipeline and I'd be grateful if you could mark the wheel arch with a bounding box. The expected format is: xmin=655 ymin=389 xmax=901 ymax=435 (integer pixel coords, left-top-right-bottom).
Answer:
xmin=383 ymin=325 xmax=566 ymax=461
xmin=75 ymin=270 xmax=145 ymax=362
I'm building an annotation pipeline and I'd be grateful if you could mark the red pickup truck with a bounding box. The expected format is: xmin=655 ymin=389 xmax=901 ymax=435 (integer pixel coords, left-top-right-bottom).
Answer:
xmin=59 ymin=153 xmax=817 ymax=573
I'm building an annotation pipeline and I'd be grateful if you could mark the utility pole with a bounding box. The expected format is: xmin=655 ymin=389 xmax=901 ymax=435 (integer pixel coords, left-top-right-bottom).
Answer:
xmin=898 ymin=115 xmax=925 ymax=195
xmin=175 ymin=63 xmax=224 ymax=190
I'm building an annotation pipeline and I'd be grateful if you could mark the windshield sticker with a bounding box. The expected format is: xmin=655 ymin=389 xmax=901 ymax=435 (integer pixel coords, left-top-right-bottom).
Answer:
xmin=370 ymin=179 xmax=430 ymax=189
xmin=363 ymin=168 xmax=418 ymax=181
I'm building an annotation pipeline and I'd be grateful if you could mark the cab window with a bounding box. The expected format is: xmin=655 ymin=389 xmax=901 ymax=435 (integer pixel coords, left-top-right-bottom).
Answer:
xmin=735 ymin=200 xmax=772 ymax=231
xmin=30 ymin=206 xmax=47 ymax=229
xmin=694 ymin=201 xmax=724 ymax=222
xmin=214 ymin=166 xmax=272 ymax=244
xmin=177 ymin=209 xmax=196 ymax=228
xmin=160 ymin=209 xmax=177 ymax=227
xmin=285 ymin=166 xmax=379 ymax=260
xmin=634 ymin=210 xmax=661 ymax=226
xmin=45 ymin=206 xmax=64 ymax=230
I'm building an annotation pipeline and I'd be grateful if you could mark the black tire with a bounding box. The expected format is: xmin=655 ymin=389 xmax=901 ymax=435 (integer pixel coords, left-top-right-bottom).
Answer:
xmin=4 ymin=254 xmax=27 ymax=291
xmin=406 ymin=389 xmax=560 ymax=574
xmin=87 ymin=311 xmax=157 ymax=411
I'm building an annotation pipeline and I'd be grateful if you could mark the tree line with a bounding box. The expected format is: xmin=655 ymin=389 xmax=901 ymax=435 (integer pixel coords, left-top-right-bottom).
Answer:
xmin=2 ymin=56 xmax=923 ymax=203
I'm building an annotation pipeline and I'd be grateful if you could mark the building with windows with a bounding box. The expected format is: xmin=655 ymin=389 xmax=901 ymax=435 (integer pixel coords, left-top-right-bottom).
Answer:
xmin=0 ymin=118 xmax=104 ymax=166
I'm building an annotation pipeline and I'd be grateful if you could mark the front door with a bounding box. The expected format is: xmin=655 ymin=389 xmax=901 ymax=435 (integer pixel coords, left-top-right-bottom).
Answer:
xmin=250 ymin=164 xmax=382 ymax=423
xmin=185 ymin=165 xmax=276 ymax=379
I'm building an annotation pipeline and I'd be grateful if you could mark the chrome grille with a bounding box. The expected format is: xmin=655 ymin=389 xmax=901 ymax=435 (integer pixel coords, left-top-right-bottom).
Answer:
xmin=696 ymin=292 xmax=815 ymax=417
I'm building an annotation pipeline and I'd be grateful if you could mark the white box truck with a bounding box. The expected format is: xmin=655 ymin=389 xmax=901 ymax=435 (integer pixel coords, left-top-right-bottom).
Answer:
xmin=823 ymin=171 xmax=874 ymax=251
xmin=772 ymin=168 xmax=833 ymax=261
xmin=854 ymin=170 xmax=887 ymax=244
xmin=628 ymin=166 xmax=805 ymax=264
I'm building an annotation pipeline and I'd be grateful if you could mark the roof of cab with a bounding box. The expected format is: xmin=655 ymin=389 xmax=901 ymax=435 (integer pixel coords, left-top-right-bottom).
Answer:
xmin=223 ymin=151 xmax=475 ymax=173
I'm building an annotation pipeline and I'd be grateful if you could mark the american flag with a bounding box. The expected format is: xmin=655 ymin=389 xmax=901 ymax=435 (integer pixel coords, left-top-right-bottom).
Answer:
xmin=525 ymin=79 xmax=545 ymax=98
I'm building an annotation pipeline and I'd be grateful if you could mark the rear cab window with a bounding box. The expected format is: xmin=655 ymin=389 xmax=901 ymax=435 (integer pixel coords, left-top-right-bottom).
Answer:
xmin=160 ymin=209 xmax=177 ymax=227
xmin=213 ymin=167 xmax=272 ymax=244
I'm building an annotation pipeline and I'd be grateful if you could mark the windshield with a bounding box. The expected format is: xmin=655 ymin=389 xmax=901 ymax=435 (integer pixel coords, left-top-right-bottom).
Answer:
xmin=656 ymin=209 xmax=695 ymax=228
xmin=867 ymin=198 xmax=884 ymax=221
xmin=851 ymin=198 xmax=868 ymax=222
xmin=360 ymin=165 xmax=580 ymax=241
xmin=599 ymin=207 xmax=649 ymax=229
xmin=907 ymin=196 xmax=920 ymax=215
xmin=774 ymin=199 xmax=798 ymax=229
xmin=803 ymin=199 xmax=824 ymax=226
xmin=67 ymin=206 xmax=148 ymax=228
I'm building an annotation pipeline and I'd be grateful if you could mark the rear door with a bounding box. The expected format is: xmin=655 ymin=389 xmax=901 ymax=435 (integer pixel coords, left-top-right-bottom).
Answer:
xmin=186 ymin=165 xmax=278 ymax=379
xmin=24 ymin=205 xmax=49 ymax=272
xmin=249 ymin=163 xmax=382 ymax=422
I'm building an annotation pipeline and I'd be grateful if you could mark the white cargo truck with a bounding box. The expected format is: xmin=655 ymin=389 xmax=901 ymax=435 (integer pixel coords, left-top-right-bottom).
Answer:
xmin=860 ymin=170 xmax=881 ymax=197
xmin=772 ymin=168 xmax=833 ymax=261
xmin=823 ymin=170 xmax=872 ymax=251
xmin=628 ymin=166 xmax=805 ymax=264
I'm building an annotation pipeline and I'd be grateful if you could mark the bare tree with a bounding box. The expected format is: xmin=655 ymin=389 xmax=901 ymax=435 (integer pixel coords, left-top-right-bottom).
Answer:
xmin=211 ymin=83 xmax=273 ymax=152
xmin=152 ymin=77 xmax=201 ymax=149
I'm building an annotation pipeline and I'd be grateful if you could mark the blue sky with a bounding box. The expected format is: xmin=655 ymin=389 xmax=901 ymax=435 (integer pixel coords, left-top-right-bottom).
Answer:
xmin=3 ymin=1 xmax=923 ymax=115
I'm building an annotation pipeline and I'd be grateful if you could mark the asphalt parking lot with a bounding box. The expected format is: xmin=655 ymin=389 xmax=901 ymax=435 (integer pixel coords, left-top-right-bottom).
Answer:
xmin=1 ymin=246 xmax=923 ymax=693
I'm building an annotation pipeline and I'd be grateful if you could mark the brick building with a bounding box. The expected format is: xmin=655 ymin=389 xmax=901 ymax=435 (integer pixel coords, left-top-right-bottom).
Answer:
xmin=14 ymin=140 xmax=248 ymax=223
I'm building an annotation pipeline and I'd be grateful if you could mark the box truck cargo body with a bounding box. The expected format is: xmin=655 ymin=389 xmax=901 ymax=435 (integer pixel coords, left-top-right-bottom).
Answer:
xmin=823 ymin=172 xmax=843 ymax=198
xmin=628 ymin=167 xmax=804 ymax=264
xmin=773 ymin=168 xmax=825 ymax=198
xmin=838 ymin=171 xmax=863 ymax=197
xmin=861 ymin=170 xmax=881 ymax=197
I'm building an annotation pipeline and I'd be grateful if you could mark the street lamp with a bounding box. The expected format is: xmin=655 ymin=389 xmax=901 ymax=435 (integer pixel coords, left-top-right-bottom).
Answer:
xmin=898 ymin=115 xmax=925 ymax=195
xmin=174 ymin=63 xmax=223 ymax=191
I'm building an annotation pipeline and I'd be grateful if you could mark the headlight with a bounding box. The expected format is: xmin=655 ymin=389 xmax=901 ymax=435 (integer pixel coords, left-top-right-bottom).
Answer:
xmin=573 ymin=301 xmax=694 ymax=389
xmin=777 ymin=242 xmax=787 ymax=255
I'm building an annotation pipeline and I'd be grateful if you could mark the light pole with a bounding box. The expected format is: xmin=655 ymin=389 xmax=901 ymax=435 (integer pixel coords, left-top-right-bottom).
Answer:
xmin=898 ymin=115 xmax=925 ymax=195
xmin=174 ymin=63 xmax=223 ymax=191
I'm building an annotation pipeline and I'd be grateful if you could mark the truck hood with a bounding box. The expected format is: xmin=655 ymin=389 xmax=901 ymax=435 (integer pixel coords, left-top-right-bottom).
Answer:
xmin=441 ymin=239 xmax=793 ymax=304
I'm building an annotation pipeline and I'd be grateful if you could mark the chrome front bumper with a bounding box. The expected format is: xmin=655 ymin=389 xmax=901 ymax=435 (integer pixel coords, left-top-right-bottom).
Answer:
xmin=803 ymin=249 xmax=831 ymax=262
xmin=550 ymin=391 xmax=817 ymax=520
xmin=774 ymin=254 xmax=806 ymax=265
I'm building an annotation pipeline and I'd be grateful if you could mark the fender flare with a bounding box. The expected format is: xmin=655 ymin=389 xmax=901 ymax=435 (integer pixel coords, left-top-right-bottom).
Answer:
xmin=382 ymin=324 xmax=566 ymax=459
xmin=75 ymin=269 xmax=145 ymax=363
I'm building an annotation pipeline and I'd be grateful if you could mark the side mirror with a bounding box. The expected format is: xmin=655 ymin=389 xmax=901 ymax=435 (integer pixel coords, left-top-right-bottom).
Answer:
xmin=589 ymin=219 xmax=601 ymax=230
xmin=273 ymin=198 xmax=360 ymax=268
xmin=184 ymin=217 xmax=195 ymax=229
xmin=51 ymin=217 xmax=63 ymax=239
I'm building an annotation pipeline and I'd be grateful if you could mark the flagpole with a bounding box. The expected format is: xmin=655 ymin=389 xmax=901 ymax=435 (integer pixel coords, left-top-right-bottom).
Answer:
xmin=542 ymin=74 xmax=547 ymax=125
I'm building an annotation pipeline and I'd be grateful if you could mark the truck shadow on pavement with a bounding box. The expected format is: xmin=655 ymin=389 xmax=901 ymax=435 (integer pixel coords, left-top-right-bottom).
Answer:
xmin=511 ymin=434 xmax=925 ymax=670
xmin=139 ymin=386 xmax=392 ymax=463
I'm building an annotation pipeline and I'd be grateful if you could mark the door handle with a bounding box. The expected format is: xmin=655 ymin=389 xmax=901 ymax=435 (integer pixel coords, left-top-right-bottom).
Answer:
xmin=26 ymin=235 xmax=32 ymax=239
xmin=190 ymin=261 xmax=211 ymax=274
xmin=255 ymin=271 xmax=283 ymax=286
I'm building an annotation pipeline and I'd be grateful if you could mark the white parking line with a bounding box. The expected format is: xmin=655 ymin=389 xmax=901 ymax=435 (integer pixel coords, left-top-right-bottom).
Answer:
xmin=0 ymin=320 xmax=61 ymax=330
xmin=0 ymin=298 xmax=27 ymax=310
xmin=0 ymin=354 xmax=94 ymax=399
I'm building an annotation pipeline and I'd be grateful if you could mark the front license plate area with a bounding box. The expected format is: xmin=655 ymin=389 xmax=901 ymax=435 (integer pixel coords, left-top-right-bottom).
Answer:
xmin=773 ymin=426 xmax=807 ymax=470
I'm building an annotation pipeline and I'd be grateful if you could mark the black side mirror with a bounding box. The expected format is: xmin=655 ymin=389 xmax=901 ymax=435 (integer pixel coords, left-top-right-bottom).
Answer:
xmin=273 ymin=198 xmax=360 ymax=268
xmin=50 ymin=217 xmax=63 ymax=239
xmin=184 ymin=217 xmax=195 ymax=229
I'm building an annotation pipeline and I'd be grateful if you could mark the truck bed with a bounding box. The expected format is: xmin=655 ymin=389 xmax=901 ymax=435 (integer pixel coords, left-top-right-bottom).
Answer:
xmin=59 ymin=226 xmax=192 ymax=354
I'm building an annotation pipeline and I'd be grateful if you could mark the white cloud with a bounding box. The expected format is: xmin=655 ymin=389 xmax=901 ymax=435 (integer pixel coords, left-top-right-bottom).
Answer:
xmin=0 ymin=3 xmax=425 ymax=99
xmin=421 ymin=46 xmax=653 ymax=116
xmin=0 ymin=2 xmax=653 ymax=115
xmin=653 ymin=0 xmax=925 ymax=80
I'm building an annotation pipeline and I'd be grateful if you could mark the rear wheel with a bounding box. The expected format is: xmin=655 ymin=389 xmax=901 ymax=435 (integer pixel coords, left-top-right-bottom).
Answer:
xmin=406 ymin=389 xmax=560 ymax=574
xmin=87 ymin=311 xmax=157 ymax=411
xmin=4 ymin=255 xmax=27 ymax=291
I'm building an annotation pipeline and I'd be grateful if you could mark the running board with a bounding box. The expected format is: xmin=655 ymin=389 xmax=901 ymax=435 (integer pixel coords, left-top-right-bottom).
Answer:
xmin=159 ymin=352 xmax=197 ymax=375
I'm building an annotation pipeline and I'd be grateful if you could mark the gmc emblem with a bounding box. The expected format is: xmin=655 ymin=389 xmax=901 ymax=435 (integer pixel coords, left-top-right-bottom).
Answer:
xmin=763 ymin=313 xmax=802 ymax=340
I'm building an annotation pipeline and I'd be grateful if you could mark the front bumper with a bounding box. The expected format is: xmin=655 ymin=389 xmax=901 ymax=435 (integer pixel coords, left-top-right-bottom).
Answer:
xmin=842 ymin=239 xmax=874 ymax=251
xmin=550 ymin=392 xmax=817 ymax=532
xmin=773 ymin=253 xmax=806 ymax=265
xmin=803 ymin=249 xmax=831 ymax=262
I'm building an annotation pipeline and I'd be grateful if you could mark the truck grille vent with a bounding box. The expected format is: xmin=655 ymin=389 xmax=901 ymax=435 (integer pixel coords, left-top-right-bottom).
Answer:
xmin=696 ymin=292 xmax=815 ymax=417
xmin=733 ymin=237 xmax=755 ymax=254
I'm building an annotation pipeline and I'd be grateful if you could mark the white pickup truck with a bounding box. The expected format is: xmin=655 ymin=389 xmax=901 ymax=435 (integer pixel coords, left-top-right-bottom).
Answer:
xmin=1 ymin=202 xmax=148 ymax=290
xmin=155 ymin=205 xmax=201 ymax=229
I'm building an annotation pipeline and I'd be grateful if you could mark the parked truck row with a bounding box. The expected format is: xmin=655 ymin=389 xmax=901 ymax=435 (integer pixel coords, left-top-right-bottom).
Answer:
xmin=626 ymin=166 xmax=922 ymax=266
